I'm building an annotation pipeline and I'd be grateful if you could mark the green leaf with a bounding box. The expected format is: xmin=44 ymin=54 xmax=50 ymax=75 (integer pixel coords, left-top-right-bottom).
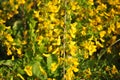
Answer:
xmin=47 ymin=54 xmax=52 ymax=70
xmin=32 ymin=61 xmax=41 ymax=78
xmin=39 ymin=43 xmax=46 ymax=53
xmin=17 ymin=67 xmax=25 ymax=75
xmin=0 ymin=60 xmax=13 ymax=67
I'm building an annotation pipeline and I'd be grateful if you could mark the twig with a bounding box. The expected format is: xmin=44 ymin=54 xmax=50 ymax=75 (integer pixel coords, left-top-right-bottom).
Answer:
xmin=98 ymin=39 xmax=120 ymax=60
xmin=63 ymin=0 xmax=67 ymax=79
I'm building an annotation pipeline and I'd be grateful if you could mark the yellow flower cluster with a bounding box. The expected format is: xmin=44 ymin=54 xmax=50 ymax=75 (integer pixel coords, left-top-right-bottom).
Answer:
xmin=24 ymin=66 xmax=32 ymax=76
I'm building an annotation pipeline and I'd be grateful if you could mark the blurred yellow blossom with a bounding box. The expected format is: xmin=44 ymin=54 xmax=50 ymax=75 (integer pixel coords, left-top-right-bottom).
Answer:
xmin=88 ymin=0 xmax=94 ymax=5
xmin=109 ymin=0 xmax=119 ymax=5
xmin=67 ymin=57 xmax=79 ymax=66
xmin=17 ymin=0 xmax=25 ymax=4
xmin=12 ymin=55 xmax=15 ymax=61
xmin=69 ymin=26 xmax=77 ymax=38
xmin=56 ymin=36 xmax=61 ymax=45
xmin=111 ymin=65 xmax=118 ymax=74
xmin=105 ymin=66 xmax=110 ymax=72
xmin=97 ymin=25 xmax=103 ymax=31
xmin=48 ymin=46 xmax=53 ymax=52
xmin=84 ymin=68 xmax=92 ymax=78
xmin=100 ymin=31 xmax=106 ymax=38
xmin=70 ymin=1 xmax=78 ymax=10
xmin=0 ymin=19 xmax=5 ymax=24
xmin=22 ymin=40 xmax=27 ymax=45
xmin=43 ymin=53 xmax=50 ymax=57
xmin=81 ymin=27 xmax=86 ymax=36
xmin=110 ymin=23 xmax=115 ymax=32
xmin=109 ymin=36 xmax=117 ymax=45
xmin=116 ymin=22 xmax=120 ymax=28
xmin=39 ymin=66 xmax=47 ymax=75
xmin=66 ymin=67 xmax=74 ymax=80
xmin=17 ymin=48 xmax=22 ymax=55
xmin=7 ymin=49 xmax=12 ymax=56
xmin=52 ymin=48 xmax=60 ymax=54
xmin=107 ymin=47 xmax=112 ymax=54
xmin=50 ymin=62 xmax=59 ymax=72
xmin=69 ymin=41 xmax=77 ymax=56
xmin=83 ymin=41 xmax=97 ymax=56
xmin=24 ymin=66 xmax=32 ymax=76
xmin=26 ymin=2 xmax=34 ymax=12
xmin=47 ymin=1 xmax=60 ymax=13
xmin=95 ymin=39 xmax=104 ymax=48
xmin=72 ymin=66 xmax=79 ymax=72
xmin=34 ymin=11 xmax=39 ymax=18
xmin=6 ymin=34 xmax=13 ymax=42
xmin=84 ymin=51 xmax=89 ymax=59
xmin=17 ymin=73 xmax=25 ymax=80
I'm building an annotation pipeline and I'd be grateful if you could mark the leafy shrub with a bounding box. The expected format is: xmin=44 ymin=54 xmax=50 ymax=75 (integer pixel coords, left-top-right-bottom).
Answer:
xmin=0 ymin=0 xmax=120 ymax=79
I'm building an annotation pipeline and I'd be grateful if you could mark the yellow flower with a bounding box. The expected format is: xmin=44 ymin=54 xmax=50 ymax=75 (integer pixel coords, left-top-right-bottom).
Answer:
xmin=48 ymin=78 xmax=56 ymax=80
xmin=105 ymin=66 xmax=110 ymax=72
xmin=17 ymin=73 xmax=25 ymax=80
xmin=43 ymin=53 xmax=50 ymax=57
xmin=88 ymin=44 xmax=97 ymax=56
xmin=17 ymin=48 xmax=22 ymax=55
xmin=39 ymin=66 xmax=47 ymax=75
xmin=12 ymin=56 xmax=15 ymax=61
xmin=7 ymin=49 xmax=12 ymax=56
xmin=56 ymin=36 xmax=61 ymax=45
xmin=84 ymin=68 xmax=92 ymax=78
xmin=111 ymin=36 xmax=117 ymax=43
xmin=67 ymin=57 xmax=79 ymax=67
xmin=116 ymin=22 xmax=120 ymax=28
xmin=95 ymin=39 xmax=104 ymax=48
xmin=48 ymin=46 xmax=52 ymax=52
xmin=109 ymin=0 xmax=119 ymax=5
xmin=70 ymin=1 xmax=78 ymax=10
xmin=81 ymin=31 xmax=86 ymax=36
xmin=52 ymin=36 xmax=61 ymax=46
xmin=108 ymin=27 xmax=112 ymax=34
xmin=66 ymin=67 xmax=74 ymax=80
xmin=100 ymin=31 xmax=106 ymax=38
xmin=54 ymin=29 xmax=61 ymax=36
xmin=34 ymin=11 xmax=39 ymax=18
xmin=52 ymin=48 xmax=60 ymax=54
xmin=111 ymin=65 xmax=118 ymax=74
xmin=6 ymin=34 xmax=13 ymax=42
xmin=22 ymin=40 xmax=27 ymax=45
xmin=49 ymin=13 xmax=56 ymax=22
xmin=24 ymin=66 xmax=32 ymax=76
xmin=88 ymin=0 xmax=94 ymax=5
xmin=100 ymin=38 xmax=105 ymax=42
xmin=4 ymin=41 xmax=11 ymax=47
xmin=83 ymin=41 xmax=97 ymax=56
xmin=110 ymin=23 xmax=115 ymax=32
xmin=0 ymin=19 xmax=5 ymax=24
xmin=17 ymin=0 xmax=25 ymax=4
xmin=69 ymin=41 xmax=77 ymax=56
xmin=96 ymin=16 xmax=101 ymax=23
xmin=81 ymin=27 xmax=86 ymax=36
xmin=97 ymin=25 xmax=103 ymax=31
xmin=50 ymin=62 xmax=58 ymax=72
xmin=84 ymin=51 xmax=89 ymax=59
xmin=72 ymin=66 xmax=79 ymax=72
xmin=72 ymin=58 xmax=79 ymax=66
xmin=70 ymin=22 xmax=77 ymax=30
xmin=47 ymin=1 xmax=60 ymax=13
xmin=70 ymin=22 xmax=77 ymax=38
xmin=26 ymin=2 xmax=34 ymax=12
